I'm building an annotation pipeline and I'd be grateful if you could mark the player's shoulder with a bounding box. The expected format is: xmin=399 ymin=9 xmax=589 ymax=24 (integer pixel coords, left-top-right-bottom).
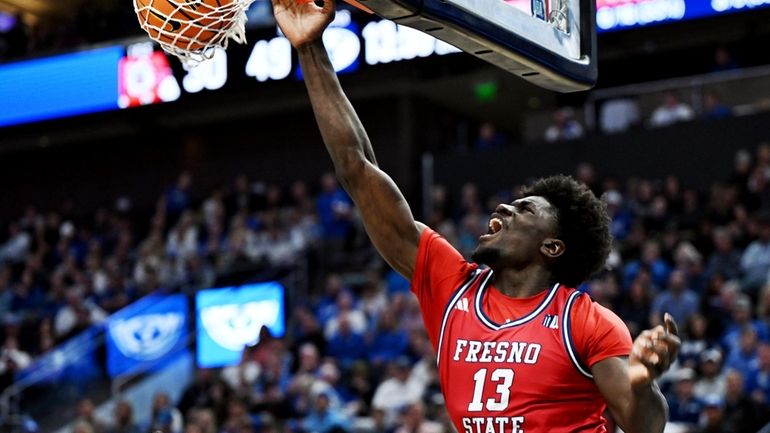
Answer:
xmin=421 ymin=227 xmax=476 ymax=267
xmin=567 ymin=290 xmax=626 ymax=327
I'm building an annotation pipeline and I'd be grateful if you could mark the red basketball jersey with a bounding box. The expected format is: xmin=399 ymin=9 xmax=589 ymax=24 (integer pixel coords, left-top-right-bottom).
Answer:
xmin=411 ymin=228 xmax=632 ymax=433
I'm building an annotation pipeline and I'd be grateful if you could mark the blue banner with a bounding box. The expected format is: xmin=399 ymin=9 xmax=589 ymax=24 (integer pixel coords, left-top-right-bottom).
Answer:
xmin=0 ymin=46 xmax=123 ymax=127
xmin=196 ymin=282 xmax=286 ymax=368
xmin=106 ymin=294 xmax=189 ymax=378
xmin=16 ymin=325 xmax=101 ymax=385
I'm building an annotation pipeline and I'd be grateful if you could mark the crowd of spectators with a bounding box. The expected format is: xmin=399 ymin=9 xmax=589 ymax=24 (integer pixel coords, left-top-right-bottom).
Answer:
xmin=0 ymin=170 xmax=360 ymax=392
xmin=6 ymin=140 xmax=770 ymax=433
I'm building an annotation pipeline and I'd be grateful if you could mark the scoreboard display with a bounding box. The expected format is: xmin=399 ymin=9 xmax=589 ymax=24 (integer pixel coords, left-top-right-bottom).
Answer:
xmin=355 ymin=0 xmax=598 ymax=92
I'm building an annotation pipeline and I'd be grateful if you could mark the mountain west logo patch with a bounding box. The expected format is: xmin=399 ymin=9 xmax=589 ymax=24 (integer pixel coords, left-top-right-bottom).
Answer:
xmin=542 ymin=314 xmax=559 ymax=329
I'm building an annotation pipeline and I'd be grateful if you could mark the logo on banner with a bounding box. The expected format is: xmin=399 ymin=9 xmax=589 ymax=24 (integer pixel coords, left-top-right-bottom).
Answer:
xmin=110 ymin=313 xmax=185 ymax=361
xmin=200 ymin=300 xmax=280 ymax=351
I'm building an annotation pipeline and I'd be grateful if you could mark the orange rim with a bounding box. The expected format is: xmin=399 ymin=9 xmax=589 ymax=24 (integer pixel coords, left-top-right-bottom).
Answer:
xmin=342 ymin=0 xmax=374 ymax=14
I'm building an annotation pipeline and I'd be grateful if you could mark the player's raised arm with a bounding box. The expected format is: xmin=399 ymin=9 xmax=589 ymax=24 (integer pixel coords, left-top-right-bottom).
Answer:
xmin=272 ymin=0 xmax=425 ymax=278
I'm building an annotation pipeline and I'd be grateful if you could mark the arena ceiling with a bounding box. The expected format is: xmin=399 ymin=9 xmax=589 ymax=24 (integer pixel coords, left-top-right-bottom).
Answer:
xmin=0 ymin=0 xmax=80 ymax=21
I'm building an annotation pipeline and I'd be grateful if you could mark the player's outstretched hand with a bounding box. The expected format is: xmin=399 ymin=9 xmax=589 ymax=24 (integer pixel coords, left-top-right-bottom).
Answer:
xmin=628 ymin=313 xmax=681 ymax=388
xmin=272 ymin=0 xmax=335 ymax=48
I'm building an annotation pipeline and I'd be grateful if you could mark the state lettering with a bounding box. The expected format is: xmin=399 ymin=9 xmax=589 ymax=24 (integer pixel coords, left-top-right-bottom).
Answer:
xmin=462 ymin=416 xmax=525 ymax=433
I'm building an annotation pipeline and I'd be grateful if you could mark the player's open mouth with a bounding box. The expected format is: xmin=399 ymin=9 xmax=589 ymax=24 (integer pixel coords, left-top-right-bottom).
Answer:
xmin=480 ymin=217 xmax=504 ymax=241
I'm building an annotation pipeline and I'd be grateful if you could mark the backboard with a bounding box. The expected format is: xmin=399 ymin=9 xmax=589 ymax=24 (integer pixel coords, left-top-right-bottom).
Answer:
xmin=344 ymin=0 xmax=597 ymax=92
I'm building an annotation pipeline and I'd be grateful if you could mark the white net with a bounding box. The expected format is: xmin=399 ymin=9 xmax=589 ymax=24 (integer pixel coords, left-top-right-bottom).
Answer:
xmin=134 ymin=0 xmax=256 ymax=68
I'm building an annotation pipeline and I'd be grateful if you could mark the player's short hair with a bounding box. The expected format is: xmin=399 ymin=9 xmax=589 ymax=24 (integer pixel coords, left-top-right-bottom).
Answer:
xmin=522 ymin=175 xmax=611 ymax=287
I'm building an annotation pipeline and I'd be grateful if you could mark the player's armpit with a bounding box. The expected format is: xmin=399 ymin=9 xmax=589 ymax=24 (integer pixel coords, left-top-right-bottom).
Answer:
xmin=592 ymin=356 xmax=667 ymax=433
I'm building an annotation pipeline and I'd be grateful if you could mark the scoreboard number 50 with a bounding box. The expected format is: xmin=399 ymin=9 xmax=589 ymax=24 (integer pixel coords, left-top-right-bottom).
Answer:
xmin=468 ymin=368 xmax=514 ymax=412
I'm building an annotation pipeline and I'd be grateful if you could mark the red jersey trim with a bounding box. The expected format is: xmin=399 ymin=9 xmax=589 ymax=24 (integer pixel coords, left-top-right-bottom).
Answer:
xmin=562 ymin=290 xmax=594 ymax=379
xmin=436 ymin=268 xmax=483 ymax=367
xmin=474 ymin=269 xmax=561 ymax=330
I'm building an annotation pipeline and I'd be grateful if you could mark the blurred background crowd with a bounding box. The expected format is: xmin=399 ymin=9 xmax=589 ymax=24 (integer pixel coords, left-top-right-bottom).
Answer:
xmin=3 ymin=140 xmax=770 ymax=432
xmin=3 ymin=0 xmax=770 ymax=432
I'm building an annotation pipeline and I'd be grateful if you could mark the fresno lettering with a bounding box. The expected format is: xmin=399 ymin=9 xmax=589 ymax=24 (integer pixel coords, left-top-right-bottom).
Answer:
xmin=453 ymin=339 xmax=542 ymax=364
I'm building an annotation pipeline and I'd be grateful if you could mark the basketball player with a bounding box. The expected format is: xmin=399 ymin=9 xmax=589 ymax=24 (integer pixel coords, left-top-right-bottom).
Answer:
xmin=272 ymin=1 xmax=681 ymax=431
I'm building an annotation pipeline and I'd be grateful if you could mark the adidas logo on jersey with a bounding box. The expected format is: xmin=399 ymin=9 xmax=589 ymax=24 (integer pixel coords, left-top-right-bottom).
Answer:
xmin=542 ymin=314 xmax=559 ymax=329
xmin=455 ymin=298 xmax=470 ymax=312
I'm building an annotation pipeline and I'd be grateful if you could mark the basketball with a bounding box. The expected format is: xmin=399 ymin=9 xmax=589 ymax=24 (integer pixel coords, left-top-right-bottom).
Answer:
xmin=134 ymin=0 xmax=238 ymax=52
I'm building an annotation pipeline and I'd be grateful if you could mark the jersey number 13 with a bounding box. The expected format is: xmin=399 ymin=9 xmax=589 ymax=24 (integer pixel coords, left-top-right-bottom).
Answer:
xmin=468 ymin=368 xmax=515 ymax=412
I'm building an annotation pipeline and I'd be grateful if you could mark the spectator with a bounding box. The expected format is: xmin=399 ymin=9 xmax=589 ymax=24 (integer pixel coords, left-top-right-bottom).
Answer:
xmin=179 ymin=369 xmax=231 ymax=421
xmin=316 ymin=274 xmax=346 ymax=325
xmin=618 ymin=276 xmax=653 ymax=337
xmin=302 ymin=391 xmax=350 ymax=433
xmin=371 ymin=358 xmax=426 ymax=425
xmin=746 ymin=343 xmax=770 ymax=406
xmin=292 ymin=306 xmax=326 ymax=357
xmin=721 ymin=294 xmax=769 ymax=354
xmin=694 ymin=349 xmax=727 ymax=400
xmin=106 ymin=401 xmax=141 ymax=433
xmin=149 ymin=392 xmax=183 ymax=433
xmin=326 ymin=318 xmax=367 ymax=370
xmin=164 ymin=171 xmax=193 ymax=221
xmin=54 ymin=288 xmax=107 ymax=340
xmin=165 ymin=211 xmax=199 ymax=263
xmin=696 ymin=394 xmax=727 ymax=433
xmin=740 ymin=213 xmax=770 ymax=293
xmin=473 ymin=123 xmax=505 ymax=150
xmin=343 ymin=363 xmax=374 ymax=415
xmin=679 ymin=314 xmax=709 ymax=368
xmin=360 ymin=273 xmax=388 ymax=320
xmin=316 ymin=173 xmax=353 ymax=242
xmin=705 ymin=227 xmax=741 ymax=280
xmin=0 ymin=222 xmax=31 ymax=263
xmin=292 ymin=343 xmax=322 ymax=388
xmin=73 ymin=421 xmax=95 ymax=433
xmin=649 ymin=91 xmax=694 ymax=128
xmin=226 ymin=175 xmax=265 ymax=215
xmin=722 ymin=369 xmax=763 ymax=432
xmin=73 ymin=399 xmax=108 ymax=433
xmin=0 ymin=336 xmax=30 ymax=390
xmin=725 ymin=326 xmax=760 ymax=373
xmin=186 ymin=408 xmax=217 ymax=433
xmin=711 ymin=46 xmax=740 ymax=72
xmin=599 ymin=98 xmax=640 ymax=134
xmin=623 ymin=241 xmax=670 ymax=290
xmin=312 ymin=361 xmax=347 ymax=407
xmin=666 ymin=368 xmax=703 ymax=427
xmin=324 ymin=291 xmax=367 ymax=340
xmin=367 ymin=310 xmax=408 ymax=366
xmin=220 ymin=399 xmax=253 ymax=433
xmin=251 ymin=212 xmax=306 ymax=267
xmin=221 ymin=346 xmax=261 ymax=401
xmin=702 ymin=91 xmax=731 ymax=119
xmin=650 ymin=269 xmax=699 ymax=326
xmin=604 ymin=190 xmax=634 ymax=241
xmin=544 ymin=107 xmax=584 ymax=142
xmin=394 ymin=402 xmax=443 ymax=433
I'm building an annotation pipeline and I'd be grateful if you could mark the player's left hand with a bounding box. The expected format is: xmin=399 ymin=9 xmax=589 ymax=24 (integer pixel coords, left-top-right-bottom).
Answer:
xmin=628 ymin=313 xmax=681 ymax=388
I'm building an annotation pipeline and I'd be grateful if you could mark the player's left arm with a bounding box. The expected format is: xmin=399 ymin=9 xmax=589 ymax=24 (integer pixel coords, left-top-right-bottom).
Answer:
xmin=592 ymin=313 xmax=681 ymax=433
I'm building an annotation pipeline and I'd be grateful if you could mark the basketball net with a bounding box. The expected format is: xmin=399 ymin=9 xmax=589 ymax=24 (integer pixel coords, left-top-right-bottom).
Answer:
xmin=134 ymin=0 xmax=255 ymax=68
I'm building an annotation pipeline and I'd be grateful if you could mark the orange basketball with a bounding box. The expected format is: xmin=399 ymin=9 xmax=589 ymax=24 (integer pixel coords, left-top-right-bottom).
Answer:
xmin=134 ymin=0 xmax=239 ymax=52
